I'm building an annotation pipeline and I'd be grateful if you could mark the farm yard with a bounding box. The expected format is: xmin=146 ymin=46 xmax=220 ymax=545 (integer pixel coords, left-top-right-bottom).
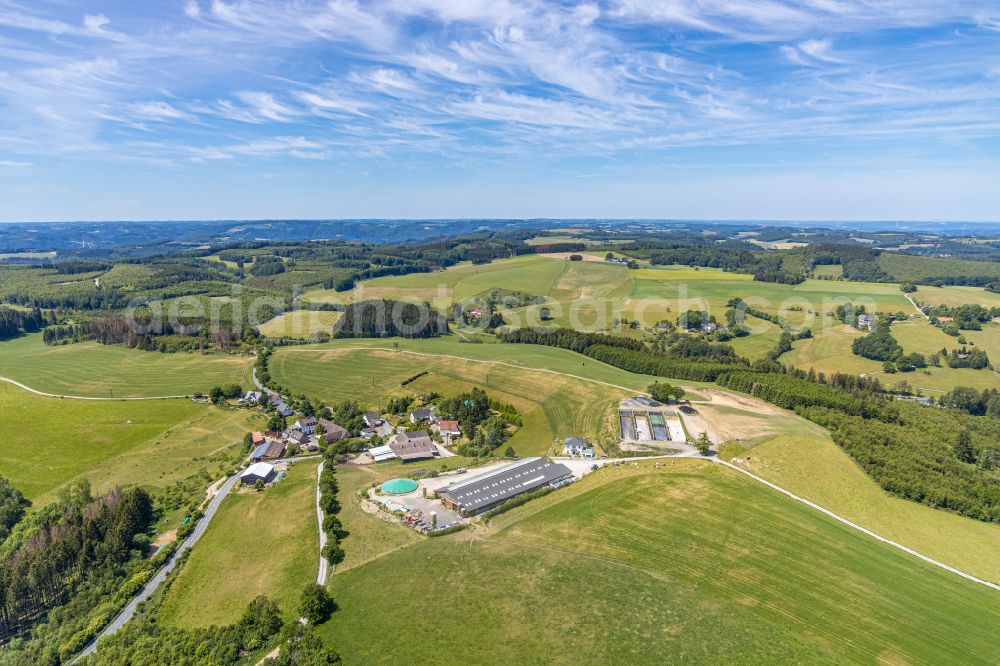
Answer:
xmin=318 ymin=460 xmax=1000 ymax=665
xmin=0 ymin=333 xmax=254 ymax=397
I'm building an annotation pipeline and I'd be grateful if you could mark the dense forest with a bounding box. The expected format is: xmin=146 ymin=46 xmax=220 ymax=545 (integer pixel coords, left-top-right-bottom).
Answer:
xmin=0 ymin=483 xmax=154 ymax=649
xmin=333 ymin=299 xmax=448 ymax=339
xmin=0 ymin=307 xmax=45 ymax=339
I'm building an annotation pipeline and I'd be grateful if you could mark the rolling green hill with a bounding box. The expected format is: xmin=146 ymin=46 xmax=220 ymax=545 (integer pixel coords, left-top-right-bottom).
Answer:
xmin=319 ymin=460 xmax=1000 ymax=664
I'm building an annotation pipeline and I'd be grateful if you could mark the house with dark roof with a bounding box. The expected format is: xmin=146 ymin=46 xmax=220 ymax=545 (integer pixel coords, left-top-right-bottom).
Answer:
xmin=317 ymin=419 xmax=349 ymax=442
xmin=562 ymin=437 xmax=595 ymax=458
xmin=409 ymin=407 xmax=434 ymax=423
xmin=363 ymin=412 xmax=383 ymax=428
xmin=436 ymin=457 xmax=573 ymax=516
xmin=388 ymin=430 xmax=438 ymax=462
xmin=274 ymin=401 xmax=294 ymax=417
xmin=285 ymin=429 xmax=310 ymax=447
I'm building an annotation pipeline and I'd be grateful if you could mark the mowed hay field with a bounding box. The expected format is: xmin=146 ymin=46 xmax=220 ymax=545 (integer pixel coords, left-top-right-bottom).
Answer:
xmin=0 ymin=333 xmax=254 ymax=397
xmin=270 ymin=344 xmax=632 ymax=456
xmin=320 ymin=461 xmax=1000 ymax=665
xmin=0 ymin=386 xmax=258 ymax=503
xmin=158 ymin=463 xmax=319 ymax=626
xmin=726 ymin=432 xmax=1000 ymax=584
xmin=258 ymin=309 xmax=341 ymax=339
xmin=303 ymin=254 xmax=568 ymax=309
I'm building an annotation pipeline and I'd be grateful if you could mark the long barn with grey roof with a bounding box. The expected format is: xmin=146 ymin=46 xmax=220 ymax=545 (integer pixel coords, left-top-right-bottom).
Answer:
xmin=436 ymin=457 xmax=572 ymax=516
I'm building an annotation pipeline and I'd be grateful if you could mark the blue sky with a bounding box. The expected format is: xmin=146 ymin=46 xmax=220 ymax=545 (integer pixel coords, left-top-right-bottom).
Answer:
xmin=1 ymin=0 xmax=999 ymax=221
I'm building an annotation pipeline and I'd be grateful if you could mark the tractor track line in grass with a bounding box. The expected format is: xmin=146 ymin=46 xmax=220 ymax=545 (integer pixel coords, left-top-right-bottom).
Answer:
xmin=0 ymin=375 xmax=190 ymax=401
xmin=712 ymin=458 xmax=1000 ymax=592
xmin=279 ymin=347 xmax=655 ymax=396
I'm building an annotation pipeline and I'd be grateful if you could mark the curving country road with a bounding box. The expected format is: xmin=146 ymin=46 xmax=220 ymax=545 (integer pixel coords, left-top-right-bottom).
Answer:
xmin=0 ymin=375 xmax=190 ymax=401
xmin=74 ymin=472 xmax=241 ymax=662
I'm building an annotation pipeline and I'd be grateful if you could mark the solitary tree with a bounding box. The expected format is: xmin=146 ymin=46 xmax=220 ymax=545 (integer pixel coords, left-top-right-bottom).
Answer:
xmin=504 ymin=446 xmax=516 ymax=458
xmin=955 ymin=430 xmax=975 ymax=463
xmin=696 ymin=432 xmax=712 ymax=456
xmin=298 ymin=584 xmax=336 ymax=624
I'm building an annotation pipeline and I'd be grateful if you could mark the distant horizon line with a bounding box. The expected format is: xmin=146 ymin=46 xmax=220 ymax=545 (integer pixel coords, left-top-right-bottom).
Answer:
xmin=3 ymin=218 xmax=1000 ymax=226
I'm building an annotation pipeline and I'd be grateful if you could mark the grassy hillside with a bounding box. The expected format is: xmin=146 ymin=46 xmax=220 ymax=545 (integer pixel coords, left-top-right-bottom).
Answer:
xmin=270 ymin=344 xmax=632 ymax=456
xmin=0 ymin=386 xmax=258 ymax=503
xmin=724 ymin=433 xmax=1000 ymax=584
xmin=0 ymin=333 xmax=254 ymax=397
xmin=319 ymin=461 xmax=1000 ymax=664
xmin=258 ymin=309 xmax=341 ymax=339
xmin=158 ymin=462 xmax=319 ymax=626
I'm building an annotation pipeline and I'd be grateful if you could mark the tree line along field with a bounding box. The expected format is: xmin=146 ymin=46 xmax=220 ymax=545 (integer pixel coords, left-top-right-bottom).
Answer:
xmin=0 ymin=385 xmax=259 ymax=504
xmin=318 ymin=460 xmax=1000 ymax=665
xmin=0 ymin=332 xmax=255 ymax=397
xmin=156 ymin=463 xmax=319 ymax=627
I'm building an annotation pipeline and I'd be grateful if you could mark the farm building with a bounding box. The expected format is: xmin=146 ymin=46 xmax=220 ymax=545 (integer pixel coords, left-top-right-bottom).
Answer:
xmin=251 ymin=439 xmax=286 ymax=462
xmin=240 ymin=462 xmax=276 ymax=486
xmin=563 ymin=437 xmax=595 ymax=458
xmin=436 ymin=457 xmax=573 ymax=516
xmin=368 ymin=444 xmax=397 ymax=462
xmin=388 ymin=430 xmax=438 ymax=462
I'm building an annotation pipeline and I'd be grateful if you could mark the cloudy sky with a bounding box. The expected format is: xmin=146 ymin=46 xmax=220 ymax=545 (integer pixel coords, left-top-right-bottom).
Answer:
xmin=1 ymin=0 xmax=999 ymax=221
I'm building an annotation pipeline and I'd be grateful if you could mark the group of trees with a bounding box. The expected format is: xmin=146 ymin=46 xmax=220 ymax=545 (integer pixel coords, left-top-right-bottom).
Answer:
xmin=0 ymin=306 xmax=45 ymax=339
xmin=928 ymin=304 xmax=999 ymax=330
xmin=498 ymin=327 xmax=644 ymax=353
xmin=209 ymin=384 xmax=245 ymax=403
xmin=851 ymin=326 xmax=902 ymax=362
xmin=648 ymin=382 xmax=685 ymax=402
xmin=436 ymin=388 xmax=521 ymax=458
xmin=0 ymin=483 xmax=154 ymax=647
xmin=0 ymin=475 xmax=28 ymax=545
xmin=318 ymin=464 xmax=346 ymax=566
xmin=78 ymin=595 xmax=339 ymax=665
xmin=333 ymin=299 xmax=448 ymax=339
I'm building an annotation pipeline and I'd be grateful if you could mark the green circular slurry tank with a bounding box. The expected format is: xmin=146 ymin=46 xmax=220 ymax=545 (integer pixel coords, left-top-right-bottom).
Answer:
xmin=381 ymin=478 xmax=419 ymax=495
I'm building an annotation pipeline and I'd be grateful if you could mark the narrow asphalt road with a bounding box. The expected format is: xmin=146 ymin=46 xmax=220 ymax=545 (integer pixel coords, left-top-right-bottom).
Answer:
xmin=315 ymin=461 xmax=329 ymax=586
xmin=74 ymin=472 xmax=241 ymax=662
xmin=0 ymin=375 xmax=190 ymax=401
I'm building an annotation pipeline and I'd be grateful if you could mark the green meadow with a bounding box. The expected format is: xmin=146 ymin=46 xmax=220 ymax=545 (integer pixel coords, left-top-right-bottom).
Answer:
xmin=258 ymin=309 xmax=341 ymax=339
xmin=319 ymin=460 xmax=1000 ymax=664
xmin=0 ymin=333 xmax=254 ymax=397
xmin=269 ymin=342 xmax=640 ymax=456
xmin=0 ymin=386 xmax=258 ymax=504
xmin=158 ymin=462 xmax=319 ymax=626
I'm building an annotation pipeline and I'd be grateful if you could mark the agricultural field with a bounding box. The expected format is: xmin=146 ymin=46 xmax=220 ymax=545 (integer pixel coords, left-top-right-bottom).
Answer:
xmin=723 ymin=432 xmax=1000 ymax=584
xmin=879 ymin=252 xmax=1000 ymax=283
xmin=909 ymin=284 xmax=1000 ymax=308
xmin=157 ymin=462 xmax=319 ymax=626
xmin=0 ymin=386 xmax=258 ymax=504
xmin=811 ymin=264 xmax=843 ymax=278
xmin=270 ymin=344 xmax=633 ymax=456
xmin=320 ymin=461 xmax=1000 ymax=664
xmin=303 ymin=254 xmax=568 ymax=309
xmin=0 ymin=333 xmax=254 ymax=397
xmin=257 ymin=309 xmax=341 ymax=339
xmin=782 ymin=321 xmax=1000 ymax=393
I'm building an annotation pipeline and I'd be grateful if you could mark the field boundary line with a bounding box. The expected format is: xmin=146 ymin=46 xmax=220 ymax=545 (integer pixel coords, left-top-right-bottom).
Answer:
xmin=713 ymin=458 xmax=1000 ymax=592
xmin=0 ymin=375 xmax=190 ymax=401
xmin=280 ymin=347 xmax=652 ymax=395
